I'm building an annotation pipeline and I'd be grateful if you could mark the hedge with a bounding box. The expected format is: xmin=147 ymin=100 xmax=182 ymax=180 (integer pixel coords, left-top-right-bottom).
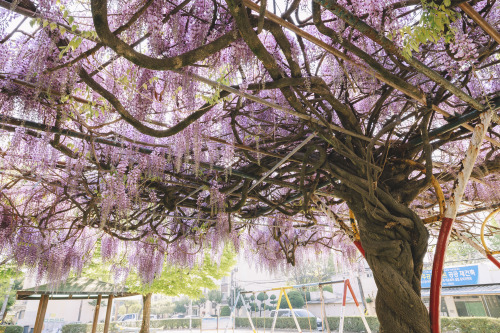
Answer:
xmin=61 ymin=324 xmax=87 ymax=333
xmin=323 ymin=316 xmax=500 ymax=333
xmin=441 ymin=317 xmax=500 ymax=332
xmin=325 ymin=316 xmax=379 ymax=332
xmin=66 ymin=317 xmax=316 ymax=331
xmin=0 ymin=326 xmax=23 ymax=333
xmin=117 ymin=319 xmax=201 ymax=329
xmin=62 ymin=323 xmax=119 ymax=333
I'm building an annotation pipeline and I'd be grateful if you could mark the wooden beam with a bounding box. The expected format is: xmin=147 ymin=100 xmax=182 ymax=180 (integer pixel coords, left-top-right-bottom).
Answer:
xmin=459 ymin=2 xmax=500 ymax=45
xmin=91 ymin=295 xmax=102 ymax=333
xmin=103 ymin=295 xmax=114 ymax=333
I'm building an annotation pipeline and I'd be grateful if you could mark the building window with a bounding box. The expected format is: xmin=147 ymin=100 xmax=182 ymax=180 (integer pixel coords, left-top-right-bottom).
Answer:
xmin=18 ymin=310 xmax=25 ymax=319
xmin=453 ymin=297 xmax=487 ymax=317
xmin=421 ymin=296 xmax=448 ymax=316
xmin=483 ymin=295 xmax=500 ymax=318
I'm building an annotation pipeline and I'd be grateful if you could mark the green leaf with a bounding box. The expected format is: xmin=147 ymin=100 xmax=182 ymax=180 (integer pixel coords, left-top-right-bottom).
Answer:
xmin=58 ymin=48 xmax=66 ymax=59
xmin=74 ymin=37 xmax=82 ymax=48
xmin=43 ymin=20 xmax=49 ymax=28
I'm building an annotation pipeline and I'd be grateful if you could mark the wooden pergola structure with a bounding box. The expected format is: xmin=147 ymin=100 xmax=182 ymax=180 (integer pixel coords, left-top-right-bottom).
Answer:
xmin=16 ymin=277 xmax=139 ymax=333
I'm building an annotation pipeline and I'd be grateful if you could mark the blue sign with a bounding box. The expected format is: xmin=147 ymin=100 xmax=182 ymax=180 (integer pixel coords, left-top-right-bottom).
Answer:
xmin=421 ymin=265 xmax=479 ymax=288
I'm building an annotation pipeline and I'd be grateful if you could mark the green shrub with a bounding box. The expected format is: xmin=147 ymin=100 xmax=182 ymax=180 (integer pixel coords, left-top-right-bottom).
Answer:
xmin=278 ymin=291 xmax=304 ymax=309
xmin=62 ymin=324 xmax=86 ymax=333
xmin=161 ymin=319 xmax=201 ymax=329
xmin=326 ymin=316 xmax=379 ymax=332
xmin=62 ymin=323 xmax=119 ymax=333
xmin=0 ymin=326 xmax=23 ymax=333
xmin=220 ymin=306 xmax=231 ymax=316
xmin=441 ymin=317 xmax=500 ymax=332
xmin=62 ymin=324 xmax=87 ymax=333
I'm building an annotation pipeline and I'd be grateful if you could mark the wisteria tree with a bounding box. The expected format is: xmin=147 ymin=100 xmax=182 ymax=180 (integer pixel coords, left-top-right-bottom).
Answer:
xmin=1 ymin=0 xmax=500 ymax=332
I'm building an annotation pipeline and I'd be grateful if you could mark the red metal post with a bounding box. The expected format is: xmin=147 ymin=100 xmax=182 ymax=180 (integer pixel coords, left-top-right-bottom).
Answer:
xmin=353 ymin=240 xmax=365 ymax=257
xmin=487 ymin=254 xmax=500 ymax=269
xmin=428 ymin=109 xmax=493 ymax=332
xmin=429 ymin=217 xmax=454 ymax=332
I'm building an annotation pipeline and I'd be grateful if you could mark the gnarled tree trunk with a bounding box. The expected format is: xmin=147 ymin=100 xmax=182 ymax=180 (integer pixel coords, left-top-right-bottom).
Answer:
xmin=349 ymin=200 xmax=430 ymax=333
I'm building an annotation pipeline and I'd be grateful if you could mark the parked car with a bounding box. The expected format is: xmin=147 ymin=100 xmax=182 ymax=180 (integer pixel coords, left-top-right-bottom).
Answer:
xmin=170 ymin=314 xmax=185 ymax=319
xmin=150 ymin=314 xmax=158 ymax=320
xmin=118 ymin=314 xmax=139 ymax=322
xmin=269 ymin=309 xmax=323 ymax=331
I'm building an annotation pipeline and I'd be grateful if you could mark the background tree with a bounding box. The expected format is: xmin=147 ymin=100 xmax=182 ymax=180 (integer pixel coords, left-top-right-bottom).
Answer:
xmin=249 ymin=302 xmax=258 ymax=313
xmin=116 ymin=300 xmax=141 ymax=316
xmin=193 ymin=296 xmax=207 ymax=316
xmin=150 ymin=299 xmax=174 ymax=319
xmin=278 ymin=291 xmax=304 ymax=309
xmin=229 ymin=286 xmax=244 ymax=308
xmin=321 ymin=286 xmax=333 ymax=294
xmin=286 ymin=254 xmax=338 ymax=285
xmin=0 ymin=264 xmax=23 ymax=323
xmin=83 ymin=245 xmax=235 ymax=333
xmin=173 ymin=299 xmax=188 ymax=314
xmin=220 ymin=306 xmax=231 ymax=316
xmin=234 ymin=293 xmax=244 ymax=314
xmin=207 ymin=290 xmax=222 ymax=310
xmin=256 ymin=292 xmax=268 ymax=317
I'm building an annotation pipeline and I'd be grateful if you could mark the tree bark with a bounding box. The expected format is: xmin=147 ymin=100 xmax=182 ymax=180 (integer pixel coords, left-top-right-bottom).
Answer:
xmin=349 ymin=200 xmax=431 ymax=333
xmin=139 ymin=293 xmax=152 ymax=333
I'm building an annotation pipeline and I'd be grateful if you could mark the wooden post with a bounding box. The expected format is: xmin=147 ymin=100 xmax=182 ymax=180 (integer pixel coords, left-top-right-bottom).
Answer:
xmin=33 ymin=297 xmax=44 ymax=333
xmin=103 ymin=295 xmax=114 ymax=333
xmin=40 ymin=295 xmax=49 ymax=333
xmin=34 ymin=295 xmax=49 ymax=333
xmin=91 ymin=295 xmax=102 ymax=333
